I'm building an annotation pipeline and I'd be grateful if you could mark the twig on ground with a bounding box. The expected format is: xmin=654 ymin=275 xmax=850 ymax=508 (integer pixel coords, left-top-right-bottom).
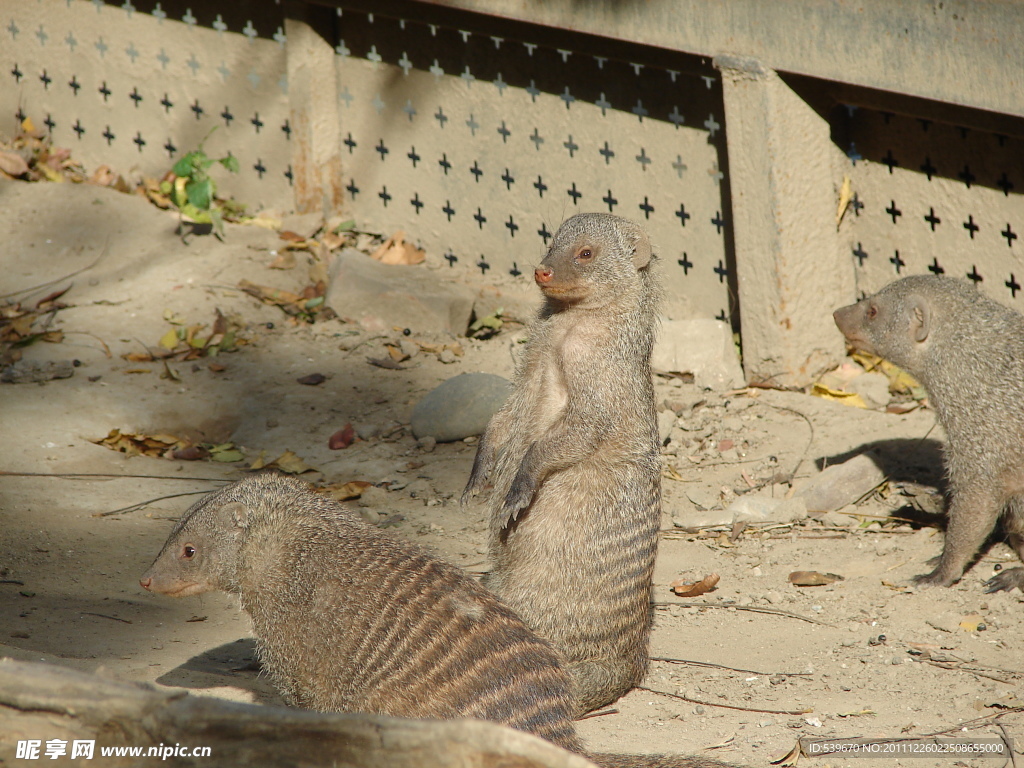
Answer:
xmin=81 ymin=612 xmax=131 ymax=624
xmin=94 ymin=490 xmax=210 ymax=517
xmin=575 ymin=708 xmax=618 ymax=721
xmin=1 ymin=471 xmax=228 ymax=482
xmin=654 ymin=601 xmax=835 ymax=628
xmin=650 ymin=657 xmax=812 ymax=677
xmin=637 ymin=686 xmax=811 ymax=716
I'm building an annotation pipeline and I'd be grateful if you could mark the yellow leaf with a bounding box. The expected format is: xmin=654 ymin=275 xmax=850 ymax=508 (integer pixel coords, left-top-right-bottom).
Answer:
xmin=810 ymin=382 xmax=867 ymax=408
xmin=249 ymin=450 xmax=268 ymax=470
xmin=38 ymin=164 xmax=64 ymax=183
xmin=21 ymin=117 xmax=35 ymax=133
xmin=268 ymin=450 xmax=316 ymax=475
xmin=158 ymin=328 xmax=180 ymax=350
xmin=959 ymin=612 xmax=984 ymax=631
xmin=836 ymin=175 xmax=852 ymax=227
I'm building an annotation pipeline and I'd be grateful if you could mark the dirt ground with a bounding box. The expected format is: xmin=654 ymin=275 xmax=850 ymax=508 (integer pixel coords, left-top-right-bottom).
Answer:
xmin=2 ymin=177 xmax=1023 ymax=767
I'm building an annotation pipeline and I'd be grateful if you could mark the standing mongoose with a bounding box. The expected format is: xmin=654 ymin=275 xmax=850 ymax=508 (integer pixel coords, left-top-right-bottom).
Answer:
xmin=834 ymin=275 xmax=1024 ymax=589
xmin=462 ymin=213 xmax=661 ymax=713
xmin=141 ymin=474 xmax=736 ymax=768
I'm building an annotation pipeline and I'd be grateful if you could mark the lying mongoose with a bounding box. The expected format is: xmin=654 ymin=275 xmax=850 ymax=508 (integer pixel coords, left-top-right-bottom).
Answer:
xmin=834 ymin=275 xmax=1024 ymax=588
xmin=141 ymin=474 xmax=735 ymax=768
xmin=462 ymin=213 xmax=661 ymax=713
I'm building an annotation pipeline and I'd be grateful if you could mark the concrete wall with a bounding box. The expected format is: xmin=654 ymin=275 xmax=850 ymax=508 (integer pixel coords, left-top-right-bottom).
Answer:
xmin=4 ymin=0 xmax=1023 ymax=385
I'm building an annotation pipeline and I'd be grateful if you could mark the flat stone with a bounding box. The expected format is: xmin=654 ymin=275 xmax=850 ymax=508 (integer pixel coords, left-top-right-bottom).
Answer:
xmin=653 ymin=318 xmax=744 ymax=390
xmin=1 ymin=360 xmax=75 ymax=383
xmin=847 ymin=371 xmax=891 ymax=409
xmin=727 ymin=494 xmax=808 ymax=523
xmin=326 ymin=249 xmax=476 ymax=336
xmin=410 ymin=373 xmax=511 ymax=442
xmin=793 ymin=451 xmax=885 ymax=512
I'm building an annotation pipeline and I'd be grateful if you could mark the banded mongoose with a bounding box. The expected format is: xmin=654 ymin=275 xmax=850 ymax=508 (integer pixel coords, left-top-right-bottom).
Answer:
xmin=462 ymin=213 xmax=661 ymax=713
xmin=833 ymin=275 xmax=1024 ymax=589
xmin=141 ymin=474 xmax=735 ymax=768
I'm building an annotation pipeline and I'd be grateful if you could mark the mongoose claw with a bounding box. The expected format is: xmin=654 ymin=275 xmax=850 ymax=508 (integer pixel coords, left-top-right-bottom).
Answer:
xmin=911 ymin=569 xmax=956 ymax=588
xmin=502 ymin=474 xmax=537 ymax=519
xmin=984 ymin=567 xmax=1024 ymax=593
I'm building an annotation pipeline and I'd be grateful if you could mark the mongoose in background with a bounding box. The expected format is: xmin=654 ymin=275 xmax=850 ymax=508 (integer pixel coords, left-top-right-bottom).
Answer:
xmin=462 ymin=213 xmax=661 ymax=713
xmin=141 ymin=474 xmax=736 ymax=768
xmin=833 ymin=275 xmax=1024 ymax=589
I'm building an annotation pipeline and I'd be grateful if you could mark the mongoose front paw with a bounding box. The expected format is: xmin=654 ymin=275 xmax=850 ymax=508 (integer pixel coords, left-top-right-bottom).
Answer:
xmin=911 ymin=569 xmax=957 ymax=588
xmin=984 ymin=567 xmax=1024 ymax=593
xmin=502 ymin=474 xmax=537 ymax=519
xmin=460 ymin=477 xmax=487 ymax=506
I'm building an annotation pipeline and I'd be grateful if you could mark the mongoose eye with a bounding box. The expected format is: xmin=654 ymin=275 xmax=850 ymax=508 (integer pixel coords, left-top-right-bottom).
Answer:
xmin=576 ymin=248 xmax=594 ymax=263
xmin=182 ymin=545 xmax=196 ymax=559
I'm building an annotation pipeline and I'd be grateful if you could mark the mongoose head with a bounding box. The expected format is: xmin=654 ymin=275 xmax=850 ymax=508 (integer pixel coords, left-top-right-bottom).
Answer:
xmin=833 ymin=275 xmax=947 ymax=375
xmin=139 ymin=479 xmax=260 ymax=597
xmin=534 ymin=213 xmax=653 ymax=307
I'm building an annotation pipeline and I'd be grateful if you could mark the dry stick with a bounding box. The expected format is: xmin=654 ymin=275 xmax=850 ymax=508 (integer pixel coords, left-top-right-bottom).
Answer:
xmin=81 ymin=612 xmax=131 ymax=624
xmin=901 ymin=708 xmax=1024 ymax=740
xmin=999 ymin=724 xmax=1018 ymax=768
xmin=654 ymin=601 xmax=835 ymax=628
xmin=650 ymin=657 xmax=811 ymax=677
xmin=757 ymin=401 xmax=815 ymax=482
xmin=0 ymin=244 xmax=104 ymax=301
xmin=575 ymin=708 xmax=619 ymax=721
xmin=919 ymin=659 xmax=1016 ymax=686
xmin=94 ymin=490 xmax=210 ymax=517
xmin=62 ymin=330 xmax=112 ymax=358
xmin=637 ymin=686 xmax=810 ymax=716
xmin=0 ymin=471 xmax=228 ymax=482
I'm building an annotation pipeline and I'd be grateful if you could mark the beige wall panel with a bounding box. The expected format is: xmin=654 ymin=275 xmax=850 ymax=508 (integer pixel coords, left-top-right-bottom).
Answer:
xmin=333 ymin=8 xmax=734 ymax=322
xmin=837 ymin=109 xmax=1024 ymax=308
xmin=1 ymin=1 xmax=293 ymax=212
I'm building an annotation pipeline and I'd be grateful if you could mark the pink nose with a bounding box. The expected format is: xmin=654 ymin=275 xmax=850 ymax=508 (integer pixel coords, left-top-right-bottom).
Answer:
xmin=535 ymin=266 xmax=553 ymax=284
xmin=139 ymin=577 xmax=152 ymax=591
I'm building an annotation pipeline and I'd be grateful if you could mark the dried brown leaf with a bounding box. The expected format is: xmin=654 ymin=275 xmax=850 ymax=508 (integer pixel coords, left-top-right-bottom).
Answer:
xmin=324 ymin=480 xmax=372 ymax=501
xmin=670 ymin=573 xmax=720 ymax=597
xmin=328 ymin=424 xmax=356 ymax=450
xmin=0 ymin=150 xmax=30 ymax=178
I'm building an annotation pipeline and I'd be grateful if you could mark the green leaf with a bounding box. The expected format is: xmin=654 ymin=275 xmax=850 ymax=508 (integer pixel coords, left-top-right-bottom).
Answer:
xmin=172 ymin=152 xmax=199 ymax=177
xmin=219 ymin=155 xmax=240 ymax=173
xmin=186 ymin=178 xmax=213 ymax=211
xmin=334 ymin=219 xmax=356 ymax=232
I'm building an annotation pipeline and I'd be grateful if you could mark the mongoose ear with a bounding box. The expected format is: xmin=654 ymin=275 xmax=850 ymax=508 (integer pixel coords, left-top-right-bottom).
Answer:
xmin=623 ymin=225 xmax=652 ymax=269
xmin=909 ymin=297 xmax=931 ymax=343
xmin=222 ymin=502 xmax=250 ymax=531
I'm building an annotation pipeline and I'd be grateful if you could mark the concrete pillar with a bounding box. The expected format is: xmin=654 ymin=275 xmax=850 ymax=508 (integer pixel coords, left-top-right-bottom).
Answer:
xmin=285 ymin=14 xmax=345 ymax=216
xmin=716 ymin=55 xmax=852 ymax=387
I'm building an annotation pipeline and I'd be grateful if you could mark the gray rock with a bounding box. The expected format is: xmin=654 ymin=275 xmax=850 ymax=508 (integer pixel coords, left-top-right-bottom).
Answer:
xmin=326 ymin=249 xmax=475 ymax=336
xmin=354 ymin=423 xmax=380 ymax=440
xmin=410 ymin=373 xmax=511 ymax=442
xmin=727 ymin=494 xmax=808 ymax=523
xmin=1 ymin=360 xmax=75 ymax=383
xmin=653 ymin=318 xmax=744 ymax=390
xmin=847 ymin=371 xmax=891 ymax=409
xmin=793 ymin=451 xmax=885 ymax=512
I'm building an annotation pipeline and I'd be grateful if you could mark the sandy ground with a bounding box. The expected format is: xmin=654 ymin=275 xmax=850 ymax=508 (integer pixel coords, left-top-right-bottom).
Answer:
xmin=2 ymin=178 xmax=1023 ymax=767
